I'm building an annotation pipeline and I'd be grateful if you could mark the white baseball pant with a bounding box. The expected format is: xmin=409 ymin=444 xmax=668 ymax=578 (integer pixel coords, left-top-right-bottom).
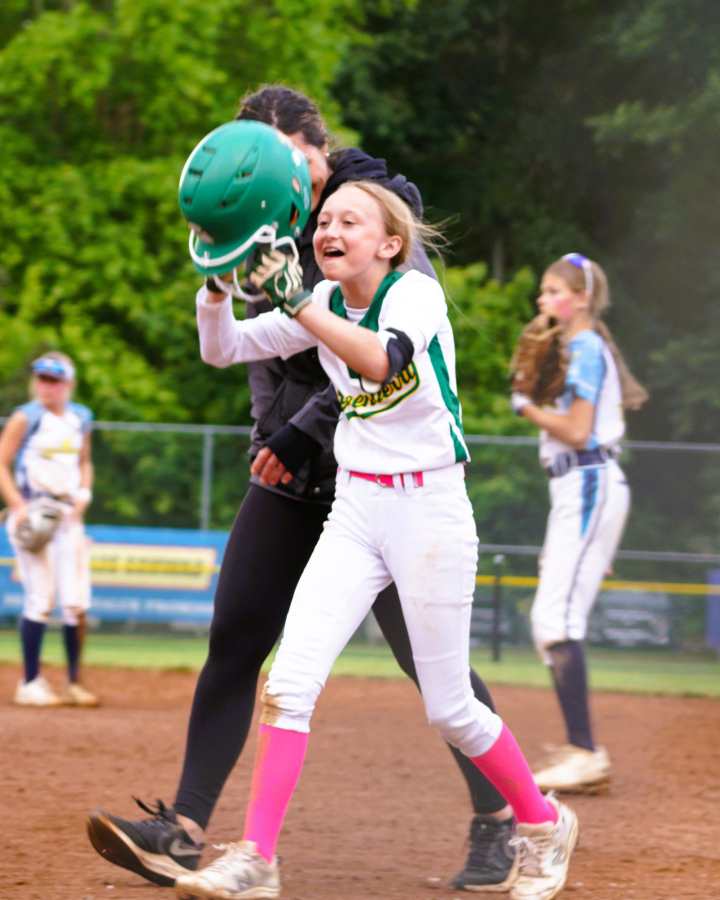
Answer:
xmin=261 ymin=464 xmax=503 ymax=758
xmin=531 ymin=460 xmax=630 ymax=662
xmin=7 ymin=509 xmax=91 ymax=626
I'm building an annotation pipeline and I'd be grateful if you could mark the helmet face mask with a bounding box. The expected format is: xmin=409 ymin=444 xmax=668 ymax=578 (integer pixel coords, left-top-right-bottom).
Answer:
xmin=179 ymin=120 xmax=312 ymax=278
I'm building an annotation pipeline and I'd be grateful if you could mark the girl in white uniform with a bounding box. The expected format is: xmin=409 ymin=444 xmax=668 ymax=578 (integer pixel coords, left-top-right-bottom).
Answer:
xmin=0 ymin=353 xmax=99 ymax=707
xmin=175 ymin=183 xmax=578 ymax=900
xmin=512 ymin=255 xmax=647 ymax=793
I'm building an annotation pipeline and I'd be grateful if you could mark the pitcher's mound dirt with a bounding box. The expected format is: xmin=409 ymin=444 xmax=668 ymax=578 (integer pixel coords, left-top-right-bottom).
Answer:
xmin=1 ymin=664 xmax=719 ymax=899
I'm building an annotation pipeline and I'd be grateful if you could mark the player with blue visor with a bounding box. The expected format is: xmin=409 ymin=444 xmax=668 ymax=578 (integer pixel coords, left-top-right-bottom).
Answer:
xmin=31 ymin=357 xmax=76 ymax=381
xmin=0 ymin=352 xmax=98 ymax=707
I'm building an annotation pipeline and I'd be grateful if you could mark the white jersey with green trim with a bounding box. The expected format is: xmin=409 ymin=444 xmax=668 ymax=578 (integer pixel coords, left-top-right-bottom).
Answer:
xmin=196 ymin=269 xmax=469 ymax=475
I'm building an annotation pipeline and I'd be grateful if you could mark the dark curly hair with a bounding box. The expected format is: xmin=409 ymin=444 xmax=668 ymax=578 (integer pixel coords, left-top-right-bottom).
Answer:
xmin=236 ymin=85 xmax=327 ymax=149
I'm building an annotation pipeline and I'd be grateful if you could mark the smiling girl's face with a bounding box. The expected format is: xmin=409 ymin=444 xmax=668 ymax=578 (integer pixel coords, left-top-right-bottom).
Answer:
xmin=537 ymin=272 xmax=589 ymax=323
xmin=313 ymin=185 xmax=402 ymax=285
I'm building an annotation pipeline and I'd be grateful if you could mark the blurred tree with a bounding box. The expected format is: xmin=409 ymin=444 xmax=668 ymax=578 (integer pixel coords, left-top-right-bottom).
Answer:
xmin=332 ymin=0 xmax=640 ymax=274
xmin=0 ymin=0 xmax=359 ymax=422
xmin=444 ymin=262 xmax=535 ymax=433
xmin=1 ymin=0 xmax=718 ymax=552
xmin=585 ymin=0 xmax=720 ymax=441
xmin=334 ymin=0 xmax=720 ymax=445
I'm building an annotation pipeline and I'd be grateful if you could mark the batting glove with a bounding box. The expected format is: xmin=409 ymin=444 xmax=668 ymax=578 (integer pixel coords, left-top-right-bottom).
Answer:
xmin=248 ymin=248 xmax=312 ymax=317
xmin=511 ymin=392 xmax=533 ymax=415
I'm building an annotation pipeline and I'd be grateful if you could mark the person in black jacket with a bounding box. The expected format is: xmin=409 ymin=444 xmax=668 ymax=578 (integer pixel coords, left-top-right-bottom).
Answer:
xmin=86 ymin=86 xmax=517 ymax=894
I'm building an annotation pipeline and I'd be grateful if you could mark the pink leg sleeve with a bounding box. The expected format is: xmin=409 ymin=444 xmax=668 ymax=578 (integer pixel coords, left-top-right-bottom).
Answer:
xmin=242 ymin=724 xmax=308 ymax=862
xmin=470 ymin=724 xmax=557 ymax=825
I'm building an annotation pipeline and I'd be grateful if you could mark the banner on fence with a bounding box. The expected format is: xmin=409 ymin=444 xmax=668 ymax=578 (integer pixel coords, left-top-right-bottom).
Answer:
xmin=0 ymin=525 xmax=229 ymax=623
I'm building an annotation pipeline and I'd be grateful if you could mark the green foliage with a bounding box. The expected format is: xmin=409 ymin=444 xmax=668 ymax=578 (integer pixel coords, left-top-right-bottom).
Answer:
xmin=91 ymin=431 xmax=252 ymax=529
xmin=332 ymin=0 xmax=630 ymax=272
xmin=330 ymin=0 xmax=720 ymax=573
xmin=441 ymin=264 xmax=548 ymax=546
xmin=92 ymin=431 xmax=205 ymax=525
xmin=333 ymin=0 xmax=720 ymax=449
xmin=583 ymin=0 xmax=720 ymax=442
xmin=0 ymin=0 xmax=360 ymax=422
xmin=444 ymin=262 xmax=535 ymax=434
xmin=1 ymin=0 xmax=719 ymax=561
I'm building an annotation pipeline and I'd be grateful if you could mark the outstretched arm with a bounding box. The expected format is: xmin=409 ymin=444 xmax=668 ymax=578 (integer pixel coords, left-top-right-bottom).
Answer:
xmin=249 ymin=254 xmax=445 ymax=382
xmin=197 ymin=285 xmax=317 ymax=368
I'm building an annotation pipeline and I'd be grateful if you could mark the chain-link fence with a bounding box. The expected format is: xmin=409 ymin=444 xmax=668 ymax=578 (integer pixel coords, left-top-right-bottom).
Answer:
xmin=88 ymin=421 xmax=254 ymax=532
xmin=86 ymin=423 xmax=720 ymax=560
xmin=463 ymin=435 xmax=720 ymax=653
xmin=6 ymin=419 xmax=720 ymax=652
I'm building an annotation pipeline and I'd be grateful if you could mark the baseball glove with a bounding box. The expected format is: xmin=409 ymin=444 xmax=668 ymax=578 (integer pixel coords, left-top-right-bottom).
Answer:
xmin=248 ymin=247 xmax=312 ymax=317
xmin=14 ymin=498 xmax=64 ymax=552
xmin=509 ymin=314 xmax=568 ymax=406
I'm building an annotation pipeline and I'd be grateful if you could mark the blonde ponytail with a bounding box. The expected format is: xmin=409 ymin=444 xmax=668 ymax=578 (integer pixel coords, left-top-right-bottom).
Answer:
xmin=592 ymin=319 xmax=648 ymax=410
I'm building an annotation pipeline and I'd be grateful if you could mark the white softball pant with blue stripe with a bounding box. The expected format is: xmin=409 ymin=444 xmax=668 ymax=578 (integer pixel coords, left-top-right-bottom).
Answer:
xmin=531 ymin=459 xmax=629 ymax=662
xmin=260 ymin=464 xmax=503 ymax=758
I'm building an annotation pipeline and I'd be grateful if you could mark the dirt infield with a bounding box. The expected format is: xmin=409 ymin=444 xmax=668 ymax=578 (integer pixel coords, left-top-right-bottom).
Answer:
xmin=1 ymin=664 xmax=719 ymax=900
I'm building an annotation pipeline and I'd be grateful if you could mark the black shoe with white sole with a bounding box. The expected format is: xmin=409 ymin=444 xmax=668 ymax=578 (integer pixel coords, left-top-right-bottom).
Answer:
xmin=451 ymin=814 xmax=519 ymax=892
xmin=87 ymin=798 xmax=204 ymax=887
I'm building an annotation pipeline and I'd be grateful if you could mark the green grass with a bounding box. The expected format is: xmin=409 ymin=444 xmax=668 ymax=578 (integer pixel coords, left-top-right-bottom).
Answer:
xmin=1 ymin=630 xmax=719 ymax=697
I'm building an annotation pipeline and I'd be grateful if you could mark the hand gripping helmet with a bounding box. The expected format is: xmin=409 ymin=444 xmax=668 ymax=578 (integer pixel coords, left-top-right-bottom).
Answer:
xmin=179 ymin=120 xmax=312 ymax=293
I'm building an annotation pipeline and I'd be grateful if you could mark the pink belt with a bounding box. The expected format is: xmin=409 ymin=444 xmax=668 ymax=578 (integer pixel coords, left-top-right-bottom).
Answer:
xmin=349 ymin=470 xmax=424 ymax=487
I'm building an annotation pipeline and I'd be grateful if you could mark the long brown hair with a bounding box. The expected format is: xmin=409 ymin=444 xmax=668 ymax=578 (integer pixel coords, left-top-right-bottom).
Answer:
xmin=546 ymin=257 xmax=648 ymax=410
xmin=236 ymin=85 xmax=327 ymax=148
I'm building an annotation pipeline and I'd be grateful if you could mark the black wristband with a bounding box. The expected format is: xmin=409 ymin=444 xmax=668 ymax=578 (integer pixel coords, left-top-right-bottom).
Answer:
xmin=264 ymin=424 xmax=322 ymax=476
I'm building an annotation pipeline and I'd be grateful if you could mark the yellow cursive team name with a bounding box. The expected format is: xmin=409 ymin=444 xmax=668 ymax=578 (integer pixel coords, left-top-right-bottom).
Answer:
xmin=338 ymin=363 xmax=420 ymax=420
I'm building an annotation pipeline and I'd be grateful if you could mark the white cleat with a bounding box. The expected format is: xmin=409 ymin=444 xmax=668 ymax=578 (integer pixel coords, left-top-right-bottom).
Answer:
xmin=509 ymin=794 xmax=578 ymax=900
xmin=532 ymin=744 xmax=611 ymax=793
xmin=14 ymin=675 xmax=64 ymax=707
xmin=175 ymin=841 xmax=280 ymax=900
xmin=65 ymin=682 xmax=101 ymax=707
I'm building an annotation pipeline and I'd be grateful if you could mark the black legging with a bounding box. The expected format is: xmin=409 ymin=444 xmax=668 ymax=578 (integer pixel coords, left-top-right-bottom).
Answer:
xmin=174 ymin=484 xmax=506 ymax=829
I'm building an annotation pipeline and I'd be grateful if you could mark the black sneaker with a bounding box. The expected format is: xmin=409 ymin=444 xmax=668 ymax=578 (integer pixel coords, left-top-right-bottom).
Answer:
xmin=451 ymin=814 xmax=518 ymax=892
xmin=87 ymin=798 xmax=204 ymax=887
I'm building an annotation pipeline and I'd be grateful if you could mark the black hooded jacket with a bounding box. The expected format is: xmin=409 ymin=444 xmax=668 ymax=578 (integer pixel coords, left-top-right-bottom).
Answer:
xmin=248 ymin=149 xmax=431 ymax=503
xmin=297 ymin=148 xmax=424 ymax=289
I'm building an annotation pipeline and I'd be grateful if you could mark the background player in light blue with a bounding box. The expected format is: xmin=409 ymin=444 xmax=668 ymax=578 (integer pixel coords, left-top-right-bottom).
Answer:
xmin=512 ymin=254 xmax=647 ymax=793
xmin=0 ymin=352 xmax=99 ymax=707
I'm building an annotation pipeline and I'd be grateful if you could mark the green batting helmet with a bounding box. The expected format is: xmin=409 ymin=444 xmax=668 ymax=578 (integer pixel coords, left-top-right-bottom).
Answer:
xmin=179 ymin=120 xmax=312 ymax=275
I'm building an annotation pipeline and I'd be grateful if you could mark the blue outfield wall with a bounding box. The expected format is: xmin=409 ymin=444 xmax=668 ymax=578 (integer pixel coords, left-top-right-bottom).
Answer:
xmin=0 ymin=525 xmax=230 ymax=624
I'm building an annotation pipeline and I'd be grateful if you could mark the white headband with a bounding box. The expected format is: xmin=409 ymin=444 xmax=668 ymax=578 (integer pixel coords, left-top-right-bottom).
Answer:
xmin=562 ymin=253 xmax=594 ymax=297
